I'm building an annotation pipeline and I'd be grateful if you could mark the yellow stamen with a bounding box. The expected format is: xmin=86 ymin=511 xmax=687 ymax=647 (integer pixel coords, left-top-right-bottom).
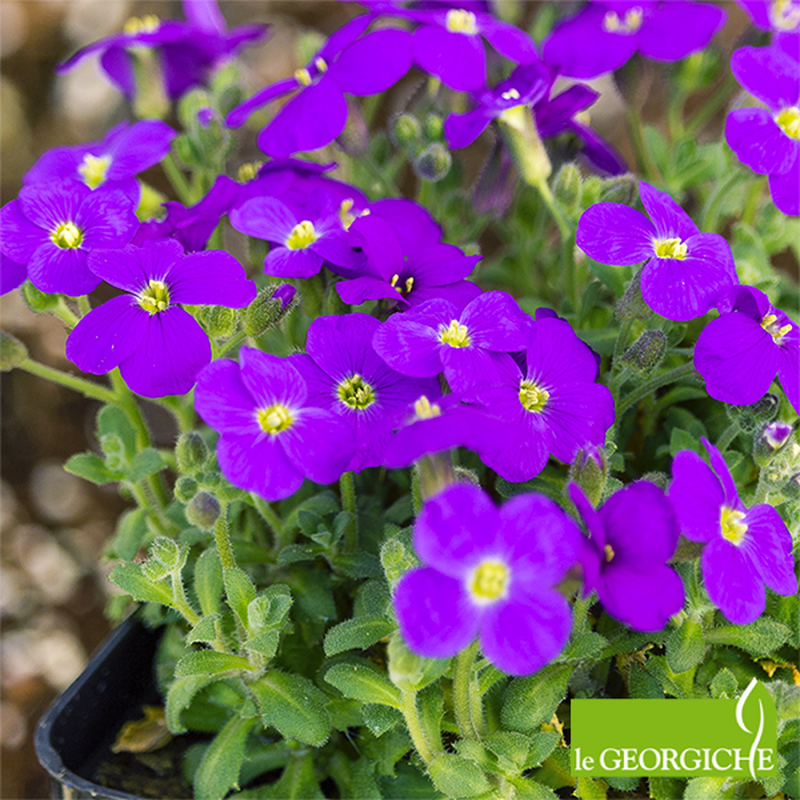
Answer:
xmin=414 ymin=395 xmax=442 ymax=420
xmin=439 ymin=319 xmax=470 ymax=348
xmin=405 ymin=276 xmax=414 ymax=294
xmin=770 ymin=0 xmax=800 ymax=30
xmin=294 ymin=67 xmax=312 ymax=87
xmin=51 ymin=221 xmax=83 ymax=250
xmin=338 ymin=374 xmax=376 ymax=409
xmin=602 ymin=7 xmax=643 ymax=34
xmin=237 ymin=161 xmax=263 ymax=183
xmin=519 ymin=380 xmax=550 ymax=413
xmin=761 ymin=313 xmax=793 ymax=344
xmin=314 ymin=57 xmax=328 ymax=73
xmin=604 ymin=544 xmax=615 ymax=563
xmin=720 ymin=507 xmax=747 ymax=545
xmin=138 ymin=279 xmax=170 ymax=314
xmin=776 ymin=107 xmax=800 ymax=140
xmin=123 ymin=14 xmax=160 ymax=34
xmin=445 ymin=9 xmax=478 ymax=34
xmin=285 ymin=220 xmax=317 ymax=250
xmin=257 ymin=404 xmax=293 ymax=434
xmin=78 ymin=154 xmax=112 ymax=189
xmin=469 ymin=560 xmax=509 ymax=603
xmin=501 ymin=88 xmax=521 ymax=101
xmin=654 ymin=238 xmax=688 ymax=259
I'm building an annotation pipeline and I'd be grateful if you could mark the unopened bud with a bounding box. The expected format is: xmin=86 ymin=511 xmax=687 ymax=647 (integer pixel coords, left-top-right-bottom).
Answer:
xmin=454 ymin=466 xmax=480 ymax=486
xmin=142 ymin=559 xmax=170 ymax=581
xmin=387 ymin=631 xmax=448 ymax=690
xmin=553 ymin=163 xmax=582 ymax=213
xmin=753 ymin=421 xmax=794 ymax=467
xmin=581 ymin=176 xmax=603 ymax=209
xmin=616 ymin=267 xmax=652 ymax=320
xmin=185 ymin=491 xmax=221 ymax=530
xmin=0 ymin=331 xmax=28 ymax=371
xmin=150 ymin=536 xmax=182 ymax=570
xmin=780 ymin=473 xmax=800 ymax=500
xmin=390 ymin=112 xmax=422 ymax=148
xmin=22 ymin=280 xmax=59 ymax=313
xmin=414 ymin=143 xmax=452 ymax=182
xmin=569 ymin=446 xmax=608 ymax=507
xmin=726 ymin=394 xmax=779 ymax=432
xmin=323 ymin=283 xmax=349 ymax=315
xmin=245 ymin=285 xmax=297 ymax=336
xmin=422 ymin=113 xmax=444 ymax=142
xmin=600 ymin=173 xmax=637 ymax=204
xmin=174 ymin=475 xmax=199 ymax=502
xmin=176 ymin=431 xmax=208 ymax=473
xmin=200 ymin=305 xmax=236 ymax=338
xmin=622 ymin=330 xmax=667 ymax=375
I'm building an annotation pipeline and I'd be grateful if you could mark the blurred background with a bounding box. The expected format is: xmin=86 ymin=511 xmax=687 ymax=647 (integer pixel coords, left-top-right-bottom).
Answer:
xmin=0 ymin=2 xmax=755 ymax=797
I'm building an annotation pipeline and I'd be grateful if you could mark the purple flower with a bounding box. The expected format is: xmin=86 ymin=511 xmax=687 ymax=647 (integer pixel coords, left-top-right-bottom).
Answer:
xmin=65 ymin=240 xmax=256 ymax=397
xmin=0 ymin=180 xmax=138 ymax=296
xmin=569 ymin=482 xmax=684 ymax=631
xmin=466 ymin=316 xmax=615 ymax=483
xmin=1 ymin=252 xmax=28 ymax=296
xmin=726 ymin=44 xmax=799 ymax=216
xmin=394 ymin=483 xmax=583 ymax=676
xmin=576 ymin=181 xmax=738 ymax=320
xmin=290 ymin=314 xmax=439 ymax=471
xmin=735 ymin=0 xmax=800 ymax=32
xmin=230 ymin=196 xmax=357 ymax=278
xmin=669 ymin=437 xmax=796 ymax=624
xmin=542 ymin=1 xmax=727 ymax=80
xmin=399 ymin=5 xmax=539 ymax=91
xmin=226 ymin=18 xmax=411 ymax=158
xmin=336 ymin=214 xmax=481 ymax=310
xmin=694 ymin=285 xmax=799 ymax=414
xmin=134 ymin=175 xmax=240 ymax=253
xmin=23 ymin=121 xmax=176 ymax=205
xmin=56 ymin=0 xmax=268 ymax=100
xmin=371 ymin=292 xmax=531 ymax=392
xmin=195 ymin=348 xmax=355 ymax=500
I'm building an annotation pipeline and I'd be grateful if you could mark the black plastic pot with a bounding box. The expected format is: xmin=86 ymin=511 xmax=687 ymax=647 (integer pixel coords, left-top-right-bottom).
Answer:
xmin=34 ymin=615 xmax=162 ymax=800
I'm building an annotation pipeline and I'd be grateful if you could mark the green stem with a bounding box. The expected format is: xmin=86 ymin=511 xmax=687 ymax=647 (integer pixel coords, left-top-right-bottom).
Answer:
xmin=717 ymin=422 xmax=740 ymax=453
xmin=667 ymin=90 xmax=687 ymax=143
xmin=617 ymin=362 xmax=697 ymax=420
xmin=53 ymin=299 xmax=80 ymax=329
xmin=754 ymin=472 xmax=770 ymax=504
xmin=454 ymin=641 xmax=482 ymax=741
xmin=742 ymin=177 xmax=766 ymax=226
xmin=162 ymin=153 xmax=192 ymax=205
xmin=77 ymin=295 xmax=91 ymax=317
xmin=685 ymin=72 xmax=738 ymax=139
xmin=340 ymin=471 xmax=358 ymax=552
xmin=536 ymin=179 xmax=571 ymax=243
xmin=400 ymin=688 xmax=435 ymax=765
xmin=613 ymin=319 xmax=634 ymax=371
xmin=251 ymin=494 xmax=285 ymax=549
xmin=217 ymin=330 xmax=248 ymax=359
xmin=129 ymin=482 xmax=169 ymax=534
xmin=701 ymin=169 xmax=747 ymax=233
xmin=214 ymin=506 xmax=237 ymax=570
xmin=171 ymin=567 xmax=200 ymax=625
xmin=18 ymin=358 xmax=116 ymax=404
xmin=625 ymin=106 xmax=660 ymax=181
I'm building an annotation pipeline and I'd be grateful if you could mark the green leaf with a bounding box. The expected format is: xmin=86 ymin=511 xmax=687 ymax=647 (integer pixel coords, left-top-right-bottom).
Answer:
xmin=669 ymin=428 xmax=702 ymax=458
xmin=576 ymin=777 xmax=608 ymax=799
xmin=248 ymin=752 xmax=324 ymax=800
xmin=576 ymin=327 xmax=618 ymax=357
xmin=429 ymin=754 xmax=490 ymax=798
xmin=417 ymin=683 xmax=444 ymax=759
xmin=280 ymin=491 xmax=340 ymax=535
xmin=175 ymin=650 xmax=252 ymax=677
xmin=331 ymin=551 xmax=382 ymax=578
xmin=683 ymin=776 xmax=735 ymax=800
xmin=604 ymin=775 xmax=641 ymax=791
xmin=245 ymin=630 xmax=280 ymax=659
xmin=328 ymin=753 xmax=382 ymax=800
xmin=353 ymin=580 xmax=390 ymax=618
xmin=484 ymin=731 xmax=530 ymax=772
xmin=188 ymin=614 xmax=220 ymax=645
xmin=705 ymin=616 xmax=791 ymax=656
xmin=325 ymin=661 xmax=402 ymax=708
xmin=194 ymin=549 xmax=223 ymax=616
xmin=109 ymin=562 xmax=173 ymax=606
xmin=629 ymin=662 xmax=664 ymax=699
xmin=96 ymin=404 xmax=136 ymax=458
xmin=194 ymin=715 xmax=256 ymax=800
xmin=166 ymin=674 xmax=222 ymax=734
xmin=250 ymin=670 xmax=331 ymax=746
xmin=648 ymin=777 xmax=686 ymax=800
xmin=585 ymin=256 xmax=626 ymax=297
xmin=362 ymin=704 xmax=404 ymax=737
xmin=666 ymin=619 xmax=706 ymax=673
xmin=64 ymin=452 xmax=119 ymax=485
xmin=647 ymin=655 xmax=692 ymax=699
xmin=324 ymin=617 xmax=394 ymax=656
xmin=710 ymin=667 xmax=738 ymax=699
xmin=523 ymin=732 xmax=560 ymax=769
xmin=501 ymin=664 xmax=573 ymax=733
xmin=508 ymin=776 xmax=559 ymax=800
xmin=558 ymin=632 xmax=607 ymax=663
xmin=127 ymin=447 xmax=166 ymax=482
xmin=107 ymin=508 xmax=148 ymax=560
xmin=224 ymin=567 xmax=256 ymax=627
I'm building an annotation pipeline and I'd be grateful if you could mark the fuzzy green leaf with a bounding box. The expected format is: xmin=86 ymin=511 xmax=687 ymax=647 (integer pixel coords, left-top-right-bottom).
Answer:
xmin=666 ymin=619 xmax=706 ymax=673
xmin=224 ymin=567 xmax=256 ymax=627
xmin=96 ymin=404 xmax=137 ymax=458
xmin=250 ymin=670 xmax=331 ymax=746
xmin=188 ymin=614 xmax=220 ymax=645
xmin=194 ymin=715 xmax=256 ymax=800
xmin=362 ymin=704 xmax=404 ymax=737
xmin=166 ymin=674 xmax=222 ymax=734
xmin=324 ymin=616 xmax=394 ymax=656
xmin=127 ymin=447 xmax=166 ymax=482
xmin=325 ymin=661 xmax=402 ymax=708
xmin=705 ymin=617 xmax=791 ymax=656
xmin=524 ymin=732 xmax=560 ymax=769
xmin=710 ymin=667 xmax=738 ymax=699
xmin=108 ymin=508 xmax=148 ymax=560
xmin=558 ymin=632 xmax=608 ymax=663
xmin=508 ymin=776 xmax=559 ymax=800
xmin=175 ymin=650 xmax=252 ymax=677
xmin=195 ymin=549 xmax=223 ymax=616
xmin=648 ymin=777 xmax=686 ymax=800
xmin=429 ymin=754 xmax=490 ymax=798
xmin=109 ymin=562 xmax=174 ymax=606
xmin=683 ymin=776 xmax=735 ymax=799
xmin=245 ymin=630 xmax=280 ymax=659
xmin=64 ymin=452 xmax=119 ymax=485
xmin=501 ymin=664 xmax=573 ymax=733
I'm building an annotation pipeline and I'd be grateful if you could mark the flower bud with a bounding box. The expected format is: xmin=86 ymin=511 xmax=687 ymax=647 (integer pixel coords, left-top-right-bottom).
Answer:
xmin=413 ymin=143 xmax=452 ymax=182
xmin=780 ymin=473 xmax=800 ymax=500
xmin=245 ymin=285 xmax=297 ymax=337
xmin=553 ymin=163 xmax=582 ymax=213
xmin=497 ymin=105 xmax=551 ymax=188
xmin=142 ymin=558 xmax=170 ymax=581
xmin=185 ymin=491 xmax=221 ymax=530
xmin=568 ymin=446 xmax=608 ymax=507
xmin=323 ymin=283 xmax=349 ymax=315
xmin=600 ymin=173 xmax=637 ymax=205
xmin=176 ymin=431 xmax=208 ymax=473
xmin=616 ymin=267 xmax=652 ymax=320
xmin=174 ymin=475 xmax=199 ymax=503
xmin=22 ymin=280 xmax=59 ymax=313
xmin=150 ymin=536 xmax=182 ymax=570
xmin=387 ymin=631 xmax=448 ymax=690
xmin=200 ymin=305 xmax=237 ymax=338
xmin=622 ymin=330 xmax=667 ymax=376
xmin=580 ymin=176 xmax=603 ymax=209
xmin=100 ymin=434 xmax=125 ymax=471
xmin=641 ymin=471 xmax=669 ymax=490
xmin=390 ymin=112 xmax=422 ymax=148
xmin=422 ymin=113 xmax=444 ymax=142
xmin=726 ymin=394 xmax=779 ymax=432
xmin=753 ymin=421 xmax=794 ymax=467
xmin=0 ymin=331 xmax=28 ymax=371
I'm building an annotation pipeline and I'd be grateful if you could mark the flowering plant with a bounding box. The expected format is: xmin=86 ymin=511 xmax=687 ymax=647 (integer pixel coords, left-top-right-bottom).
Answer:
xmin=3 ymin=1 xmax=799 ymax=798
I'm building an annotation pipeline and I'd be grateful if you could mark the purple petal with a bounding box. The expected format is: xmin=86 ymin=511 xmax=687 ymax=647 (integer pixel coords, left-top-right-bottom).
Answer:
xmin=569 ymin=120 xmax=629 ymax=176
xmin=350 ymin=214 xmax=404 ymax=280
xmin=119 ymin=307 xmax=210 ymax=397
xmin=265 ymin=247 xmax=323 ymax=278
xmin=742 ymin=504 xmax=797 ymax=595
xmin=777 ymin=339 xmax=800 ymax=413
xmin=769 ymin=159 xmax=800 ymax=215
xmin=0 ymin=199 xmax=49 ymax=263
xmin=105 ymin=120 xmax=176 ymax=180
xmin=702 ymin=538 xmax=766 ymax=624
xmin=195 ymin=359 xmax=261 ymax=436
xmin=694 ymin=313 xmax=779 ymax=405
xmin=183 ymin=0 xmax=226 ymax=34
xmin=480 ymin=17 xmax=539 ymax=64
xmin=412 ymin=25 xmax=486 ymax=91
xmin=568 ymin=482 xmax=606 ymax=552
xmin=75 ymin=188 xmax=138 ymax=248
xmin=66 ymin=295 xmax=146 ymax=374
xmin=89 ymin=240 xmax=184 ymax=293
xmin=702 ymin=437 xmax=743 ymax=511
xmin=527 ymin=317 xmax=601 ymax=385
xmin=638 ymin=2 xmax=727 ymax=62
xmin=238 ymin=348 xmax=307 ymax=412
xmin=480 ymin=590 xmax=572 ymax=675
xmin=461 ymin=291 xmax=530 ymax=352
xmin=371 ymin=317 xmax=443 ymax=377
xmin=280 ymin=409 xmax=355 ymax=485
xmin=409 ymin=278 xmax=482 ymax=311
xmin=27 ymin=245 xmax=100 ymax=297
xmin=731 ymin=45 xmax=800 ymax=111
xmin=598 ymin=563 xmax=685 ymax=631
xmin=367 ymin=198 xmax=442 ymax=254
xmin=99 ymin=46 xmax=135 ymax=98
xmin=218 ymin=433 xmax=303 ymax=501
xmin=395 ymin=567 xmax=481 ymax=659
xmin=230 ymin=196 xmax=296 ymax=243
xmin=413 ymin=483 xmax=503 ymax=579
xmin=576 ymin=203 xmax=655 ymax=265
xmin=167 ymin=251 xmax=255 ymax=307
xmin=444 ymin=108 xmax=493 ymax=150
xmin=258 ymin=80 xmax=348 ymax=158
xmin=18 ymin=181 xmax=86 ymax=232
xmin=639 ymin=182 xmax=698 ymax=241
xmin=225 ymin=77 xmax=298 ymax=129
xmin=337 ymin=276 xmax=401 ymax=305
xmin=668 ymin=450 xmax=724 ymax=543
xmin=327 ymin=28 xmax=412 ymax=95
xmin=726 ymin=108 xmax=799 ymax=175
xmin=0 ymin=253 xmax=26 ymax=295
